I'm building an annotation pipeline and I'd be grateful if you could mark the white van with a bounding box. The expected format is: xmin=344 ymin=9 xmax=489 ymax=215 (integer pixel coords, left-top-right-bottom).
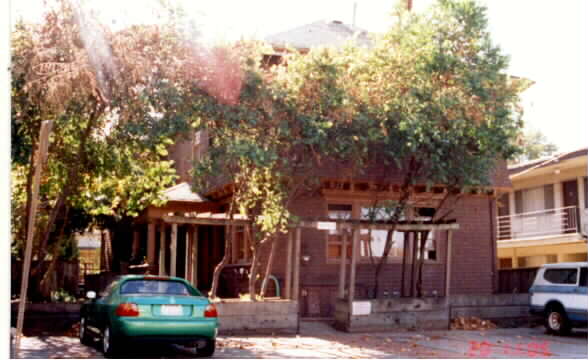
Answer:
xmin=530 ymin=262 xmax=587 ymax=334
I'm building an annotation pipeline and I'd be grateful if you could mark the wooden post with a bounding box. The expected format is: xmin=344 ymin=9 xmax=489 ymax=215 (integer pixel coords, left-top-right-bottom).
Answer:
xmin=231 ymin=225 xmax=238 ymax=263
xmin=244 ymin=225 xmax=251 ymax=261
xmin=192 ymin=226 xmax=199 ymax=287
xmin=15 ymin=120 xmax=52 ymax=355
xmin=445 ymin=230 xmax=453 ymax=298
xmin=132 ymin=229 xmax=140 ymax=260
xmin=338 ymin=233 xmax=348 ymax=299
xmin=147 ymin=223 xmax=156 ymax=274
xmin=285 ymin=231 xmax=293 ymax=299
xmin=170 ymin=223 xmax=178 ymax=277
xmin=348 ymin=228 xmax=359 ymax=305
xmin=410 ymin=232 xmax=418 ymax=297
xmin=185 ymin=226 xmax=191 ymax=281
xmin=292 ymin=227 xmax=302 ymax=301
xmin=159 ymin=225 xmax=166 ymax=275
xmin=400 ymin=232 xmax=408 ymax=297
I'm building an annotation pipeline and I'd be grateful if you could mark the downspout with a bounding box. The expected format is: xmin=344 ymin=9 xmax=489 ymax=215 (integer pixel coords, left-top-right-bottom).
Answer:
xmin=489 ymin=197 xmax=497 ymax=293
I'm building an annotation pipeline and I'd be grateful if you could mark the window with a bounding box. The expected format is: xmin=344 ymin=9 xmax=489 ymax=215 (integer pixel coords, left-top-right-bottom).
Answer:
xmin=233 ymin=226 xmax=249 ymax=263
xmin=359 ymin=206 xmax=406 ymax=259
xmin=580 ymin=268 xmax=587 ymax=287
xmin=544 ymin=268 xmax=578 ymax=285
xmin=499 ymin=258 xmax=513 ymax=269
xmin=120 ymin=280 xmax=194 ymax=296
xmin=192 ymin=129 xmax=209 ymax=162
xmin=326 ymin=204 xmax=352 ymax=259
xmin=514 ymin=185 xmax=554 ymax=214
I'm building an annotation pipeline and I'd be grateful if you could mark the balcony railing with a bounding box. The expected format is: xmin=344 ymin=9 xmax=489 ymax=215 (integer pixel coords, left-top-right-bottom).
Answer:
xmin=497 ymin=206 xmax=581 ymax=241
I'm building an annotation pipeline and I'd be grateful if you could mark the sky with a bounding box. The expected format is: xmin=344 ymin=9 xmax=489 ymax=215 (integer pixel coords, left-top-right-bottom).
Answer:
xmin=8 ymin=0 xmax=588 ymax=153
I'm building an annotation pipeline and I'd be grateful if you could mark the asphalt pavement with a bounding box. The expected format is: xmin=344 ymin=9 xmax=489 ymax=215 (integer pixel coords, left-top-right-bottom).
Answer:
xmin=12 ymin=322 xmax=588 ymax=359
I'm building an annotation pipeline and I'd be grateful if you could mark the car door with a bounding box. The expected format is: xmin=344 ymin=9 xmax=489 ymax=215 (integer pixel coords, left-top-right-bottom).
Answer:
xmin=574 ymin=267 xmax=588 ymax=321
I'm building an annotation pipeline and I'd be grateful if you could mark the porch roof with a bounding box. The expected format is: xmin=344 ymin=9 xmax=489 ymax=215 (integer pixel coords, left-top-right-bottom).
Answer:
xmin=162 ymin=182 xmax=209 ymax=203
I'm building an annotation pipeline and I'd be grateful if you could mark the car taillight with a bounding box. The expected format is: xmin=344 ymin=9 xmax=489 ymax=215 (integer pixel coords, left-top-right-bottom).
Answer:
xmin=204 ymin=304 xmax=218 ymax=318
xmin=116 ymin=303 xmax=139 ymax=317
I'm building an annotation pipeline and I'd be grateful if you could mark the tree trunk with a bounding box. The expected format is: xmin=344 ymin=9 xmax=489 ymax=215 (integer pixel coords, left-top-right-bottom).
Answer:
xmin=416 ymin=231 xmax=428 ymax=298
xmin=260 ymin=235 xmax=278 ymax=298
xmin=373 ymin=229 xmax=394 ymax=298
xmin=210 ymin=200 xmax=236 ymax=298
xmin=248 ymin=246 xmax=258 ymax=301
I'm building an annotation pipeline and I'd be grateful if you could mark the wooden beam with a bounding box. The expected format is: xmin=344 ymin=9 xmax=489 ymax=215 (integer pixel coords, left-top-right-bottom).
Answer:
xmin=147 ymin=223 xmax=156 ymax=274
xmin=292 ymin=227 xmax=302 ymax=301
xmin=170 ymin=223 xmax=178 ymax=277
xmin=338 ymin=233 xmax=348 ymax=299
xmin=445 ymin=230 xmax=453 ymax=298
xmin=159 ymin=225 xmax=166 ymax=276
xmin=410 ymin=232 xmax=418 ymax=297
xmin=15 ymin=120 xmax=52 ymax=355
xmin=231 ymin=225 xmax=238 ymax=264
xmin=285 ymin=231 xmax=293 ymax=300
xmin=348 ymin=229 xmax=359 ymax=305
xmin=298 ymin=221 xmax=459 ymax=232
xmin=400 ymin=232 xmax=408 ymax=297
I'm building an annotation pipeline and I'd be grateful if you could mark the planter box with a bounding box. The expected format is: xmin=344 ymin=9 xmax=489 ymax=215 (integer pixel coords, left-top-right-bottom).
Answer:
xmin=216 ymin=299 xmax=298 ymax=334
xmin=334 ymin=298 xmax=449 ymax=332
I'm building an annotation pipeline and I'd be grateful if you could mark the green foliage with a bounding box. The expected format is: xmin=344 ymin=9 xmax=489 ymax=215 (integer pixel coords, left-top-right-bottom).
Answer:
xmin=512 ymin=127 xmax=558 ymax=163
xmin=50 ymin=288 xmax=77 ymax=303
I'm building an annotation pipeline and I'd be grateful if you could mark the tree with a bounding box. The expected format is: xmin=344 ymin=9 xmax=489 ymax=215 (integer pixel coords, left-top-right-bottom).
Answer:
xmin=10 ymin=0 xmax=204 ymax=298
xmin=346 ymin=0 xmax=526 ymax=297
xmin=192 ymin=0 xmax=526 ymax=300
xmin=512 ymin=127 xmax=558 ymax=163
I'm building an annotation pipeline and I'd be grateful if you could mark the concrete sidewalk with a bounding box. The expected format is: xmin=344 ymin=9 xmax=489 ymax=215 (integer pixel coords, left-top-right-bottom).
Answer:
xmin=11 ymin=322 xmax=588 ymax=359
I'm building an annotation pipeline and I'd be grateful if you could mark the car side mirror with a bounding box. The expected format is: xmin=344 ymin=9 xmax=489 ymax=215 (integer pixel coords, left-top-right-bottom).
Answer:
xmin=86 ymin=291 xmax=96 ymax=300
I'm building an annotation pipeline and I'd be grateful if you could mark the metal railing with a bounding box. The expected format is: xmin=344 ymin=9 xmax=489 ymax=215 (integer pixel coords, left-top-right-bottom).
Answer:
xmin=497 ymin=205 xmax=581 ymax=241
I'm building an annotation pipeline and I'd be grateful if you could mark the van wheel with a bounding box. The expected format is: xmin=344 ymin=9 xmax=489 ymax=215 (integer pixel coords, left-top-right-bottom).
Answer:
xmin=545 ymin=306 xmax=571 ymax=335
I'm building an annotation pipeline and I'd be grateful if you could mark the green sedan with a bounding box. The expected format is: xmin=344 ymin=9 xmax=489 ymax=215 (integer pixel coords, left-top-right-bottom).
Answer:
xmin=79 ymin=275 xmax=218 ymax=358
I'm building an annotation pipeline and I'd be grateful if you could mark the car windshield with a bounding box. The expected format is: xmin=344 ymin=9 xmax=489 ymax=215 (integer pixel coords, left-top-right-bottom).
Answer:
xmin=120 ymin=280 xmax=194 ymax=296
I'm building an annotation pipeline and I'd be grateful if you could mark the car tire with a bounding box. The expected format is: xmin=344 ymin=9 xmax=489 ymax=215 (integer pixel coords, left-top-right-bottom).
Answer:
xmin=102 ymin=325 xmax=120 ymax=358
xmin=198 ymin=339 xmax=215 ymax=357
xmin=79 ymin=317 xmax=92 ymax=345
xmin=545 ymin=306 xmax=571 ymax=335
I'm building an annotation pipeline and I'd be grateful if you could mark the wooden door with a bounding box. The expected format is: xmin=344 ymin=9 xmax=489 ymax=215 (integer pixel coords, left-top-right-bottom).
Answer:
xmin=562 ymin=180 xmax=579 ymax=233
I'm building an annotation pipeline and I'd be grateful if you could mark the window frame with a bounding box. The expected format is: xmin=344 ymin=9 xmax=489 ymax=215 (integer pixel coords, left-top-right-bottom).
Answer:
xmin=324 ymin=200 xmax=442 ymax=265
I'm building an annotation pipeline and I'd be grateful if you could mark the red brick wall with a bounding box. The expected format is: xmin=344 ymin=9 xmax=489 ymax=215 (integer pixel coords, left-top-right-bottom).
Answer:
xmin=265 ymin=194 xmax=496 ymax=316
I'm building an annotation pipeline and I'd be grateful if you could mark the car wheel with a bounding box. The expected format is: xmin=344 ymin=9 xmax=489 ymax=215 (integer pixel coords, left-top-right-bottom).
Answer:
xmin=545 ymin=306 xmax=571 ymax=335
xmin=102 ymin=326 xmax=120 ymax=358
xmin=79 ymin=317 xmax=92 ymax=345
xmin=198 ymin=339 xmax=215 ymax=357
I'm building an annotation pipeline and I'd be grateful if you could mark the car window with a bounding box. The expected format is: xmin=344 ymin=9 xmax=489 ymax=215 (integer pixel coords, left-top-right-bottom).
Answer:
xmin=580 ymin=268 xmax=587 ymax=287
xmin=120 ymin=280 xmax=194 ymax=296
xmin=100 ymin=280 xmax=119 ymax=298
xmin=544 ymin=268 xmax=578 ymax=284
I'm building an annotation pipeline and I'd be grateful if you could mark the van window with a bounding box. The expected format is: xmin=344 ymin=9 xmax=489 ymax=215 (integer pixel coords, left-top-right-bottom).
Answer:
xmin=544 ymin=268 xmax=578 ymax=284
xmin=580 ymin=268 xmax=587 ymax=287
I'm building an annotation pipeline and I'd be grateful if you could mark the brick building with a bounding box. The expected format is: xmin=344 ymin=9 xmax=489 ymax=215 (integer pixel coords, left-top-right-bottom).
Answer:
xmin=119 ymin=20 xmax=513 ymax=319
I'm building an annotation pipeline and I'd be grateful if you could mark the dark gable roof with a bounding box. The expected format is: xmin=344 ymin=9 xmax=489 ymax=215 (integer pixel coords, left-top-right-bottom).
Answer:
xmin=265 ymin=20 xmax=372 ymax=51
xmin=508 ymin=147 xmax=588 ymax=176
